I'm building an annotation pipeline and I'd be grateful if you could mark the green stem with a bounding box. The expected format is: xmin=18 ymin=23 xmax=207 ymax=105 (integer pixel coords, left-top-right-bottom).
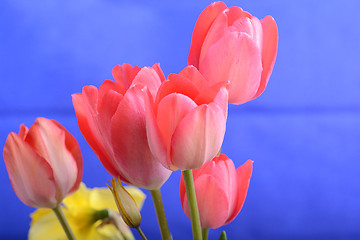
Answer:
xmin=150 ymin=189 xmax=172 ymax=240
xmin=182 ymin=170 xmax=202 ymax=240
xmin=202 ymin=228 xmax=209 ymax=240
xmin=136 ymin=226 xmax=148 ymax=240
xmin=52 ymin=205 xmax=76 ymax=240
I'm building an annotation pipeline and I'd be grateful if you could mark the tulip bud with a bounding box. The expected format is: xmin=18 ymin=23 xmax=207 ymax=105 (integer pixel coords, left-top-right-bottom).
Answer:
xmin=188 ymin=2 xmax=278 ymax=104
xmin=3 ymin=117 xmax=83 ymax=208
xmin=180 ymin=154 xmax=253 ymax=229
xmin=107 ymin=178 xmax=141 ymax=228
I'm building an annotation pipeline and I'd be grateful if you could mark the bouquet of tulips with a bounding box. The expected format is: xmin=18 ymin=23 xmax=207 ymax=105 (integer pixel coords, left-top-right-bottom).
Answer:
xmin=3 ymin=2 xmax=278 ymax=240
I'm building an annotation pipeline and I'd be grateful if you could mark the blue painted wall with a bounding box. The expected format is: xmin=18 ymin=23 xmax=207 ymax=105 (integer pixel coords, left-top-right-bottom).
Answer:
xmin=1 ymin=0 xmax=359 ymax=239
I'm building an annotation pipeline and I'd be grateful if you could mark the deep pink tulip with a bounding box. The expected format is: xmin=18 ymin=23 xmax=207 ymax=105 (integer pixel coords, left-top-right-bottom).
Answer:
xmin=72 ymin=63 xmax=172 ymax=190
xmin=188 ymin=1 xmax=278 ymax=105
xmin=3 ymin=117 xmax=83 ymax=208
xmin=145 ymin=65 xmax=228 ymax=171
xmin=180 ymin=154 xmax=253 ymax=229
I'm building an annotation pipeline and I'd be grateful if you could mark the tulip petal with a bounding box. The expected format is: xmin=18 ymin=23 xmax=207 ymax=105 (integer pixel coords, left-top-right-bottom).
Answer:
xmin=226 ymin=6 xmax=252 ymax=25
xmin=111 ymin=86 xmax=171 ymax=189
xmin=145 ymin=89 xmax=168 ymax=169
xmin=25 ymin=118 xmax=78 ymax=203
xmin=50 ymin=120 xmax=83 ymax=195
xmin=182 ymin=175 xmax=230 ymax=229
xmin=171 ymin=97 xmax=226 ymax=170
xmin=152 ymin=63 xmax=166 ymax=83
xmin=178 ymin=66 xmax=219 ymax=105
xmin=209 ymin=155 xmax=239 ymax=217
xmin=18 ymin=124 xmax=28 ymax=139
xmin=225 ymin=159 xmax=253 ymax=224
xmin=156 ymin=76 xmax=200 ymax=106
xmin=131 ymin=67 xmax=163 ymax=98
xmin=110 ymin=86 xmax=147 ymax=180
xmin=157 ymin=93 xmax=198 ymax=170
xmin=188 ymin=1 xmax=227 ymax=67
xmin=211 ymin=86 xmax=229 ymax=118
xmin=199 ymin=10 xmax=228 ymax=65
xmin=193 ymin=154 xmax=234 ymax=194
xmin=98 ymin=83 xmax=123 ymax=136
xmin=98 ymin=80 xmax=124 ymax=113
xmin=192 ymin=154 xmax=237 ymax=214
xmin=112 ymin=64 xmax=141 ymax=95
xmin=178 ymin=65 xmax=207 ymax=90
xmin=231 ymin=17 xmax=263 ymax=52
xmin=72 ymin=86 xmax=118 ymax=177
xmin=200 ymin=31 xmax=262 ymax=104
xmin=253 ymin=16 xmax=278 ymax=99
xmin=3 ymin=133 xmax=57 ymax=208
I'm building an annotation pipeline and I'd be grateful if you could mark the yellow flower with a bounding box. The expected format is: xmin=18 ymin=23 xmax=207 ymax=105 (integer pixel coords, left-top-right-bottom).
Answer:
xmin=28 ymin=183 xmax=146 ymax=240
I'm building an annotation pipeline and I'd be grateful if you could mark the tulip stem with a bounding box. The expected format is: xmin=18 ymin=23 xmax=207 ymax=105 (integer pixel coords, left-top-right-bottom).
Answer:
xmin=202 ymin=228 xmax=209 ymax=240
xmin=136 ymin=226 xmax=148 ymax=240
xmin=182 ymin=170 xmax=202 ymax=240
xmin=52 ymin=205 xmax=76 ymax=240
xmin=150 ymin=189 xmax=172 ymax=240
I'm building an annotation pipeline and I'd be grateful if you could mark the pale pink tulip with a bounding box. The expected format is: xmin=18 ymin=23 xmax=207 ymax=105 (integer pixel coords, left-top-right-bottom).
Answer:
xmin=188 ymin=1 xmax=278 ymax=104
xmin=145 ymin=65 xmax=228 ymax=171
xmin=72 ymin=63 xmax=172 ymax=190
xmin=180 ymin=154 xmax=253 ymax=228
xmin=3 ymin=117 xmax=83 ymax=208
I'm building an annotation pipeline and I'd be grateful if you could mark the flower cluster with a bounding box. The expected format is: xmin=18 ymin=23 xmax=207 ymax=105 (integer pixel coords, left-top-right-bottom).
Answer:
xmin=3 ymin=2 xmax=277 ymax=240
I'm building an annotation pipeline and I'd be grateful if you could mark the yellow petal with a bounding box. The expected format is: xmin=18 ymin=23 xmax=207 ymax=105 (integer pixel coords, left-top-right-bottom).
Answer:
xmin=29 ymin=182 xmax=139 ymax=240
xmin=90 ymin=187 xmax=118 ymax=212
xmin=76 ymin=220 xmax=125 ymax=240
xmin=30 ymin=208 xmax=52 ymax=225
xmin=28 ymin=210 xmax=67 ymax=240
xmin=63 ymin=183 xmax=91 ymax=211
xmin=29 ymin=208 xmax=127 ymax=240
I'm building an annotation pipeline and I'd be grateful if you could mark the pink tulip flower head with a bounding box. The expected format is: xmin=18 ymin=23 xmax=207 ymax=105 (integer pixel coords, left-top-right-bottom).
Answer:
xmin=145 ymin=65 xmax=228 ymax=171
xmin=3 ymin=117 xmax=83 ymax=208
xmin=180 ymin=154 xmax=253 ymax=229
xmin=188 ymin=1 xmax=278 ymax=104
xmin=72 ymin=63 xmax=172 ymax=190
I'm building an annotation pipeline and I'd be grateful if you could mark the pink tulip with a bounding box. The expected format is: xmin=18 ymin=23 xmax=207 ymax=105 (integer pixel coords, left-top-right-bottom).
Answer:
xmin=188 ymin=1 xmax=278 ymax=105
xmin=3 ymin=117 xmax=83 ymax=208
xmin=72 ymin=63 xmax=172 ymax=190
xmin=180 ymin=154 xmax=253 ymax=229
xmin=145 ymin=65 xmax=228 ymax=171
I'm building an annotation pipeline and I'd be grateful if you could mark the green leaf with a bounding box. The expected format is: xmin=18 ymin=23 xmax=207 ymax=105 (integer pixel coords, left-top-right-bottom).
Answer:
xmin=218 ymin=231 xmax=227 ymax=240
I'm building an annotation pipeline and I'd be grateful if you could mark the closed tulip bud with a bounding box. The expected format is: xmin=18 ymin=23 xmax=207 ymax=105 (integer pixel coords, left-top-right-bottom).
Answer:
xmin=188 ymin=1 xmax=278 ymax=104
xmin=145 ymin=65 xmax=228 ymax=171
xmin=180 ymin=154 xmax=253 ymax=229
xmin=107 ymin=178 xmax=141 ymax=229
xmin=3 ymin=117 xmax=83 ymax=208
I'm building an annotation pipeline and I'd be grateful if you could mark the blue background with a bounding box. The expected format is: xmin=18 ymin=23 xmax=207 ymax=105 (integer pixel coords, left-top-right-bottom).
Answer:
xmin=1 ymin=0 xmax=360 ymax=239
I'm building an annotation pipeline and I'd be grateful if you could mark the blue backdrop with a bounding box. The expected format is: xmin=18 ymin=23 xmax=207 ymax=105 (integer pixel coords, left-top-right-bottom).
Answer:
xmin=1 ymin=0 xmax=360 ymax=239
